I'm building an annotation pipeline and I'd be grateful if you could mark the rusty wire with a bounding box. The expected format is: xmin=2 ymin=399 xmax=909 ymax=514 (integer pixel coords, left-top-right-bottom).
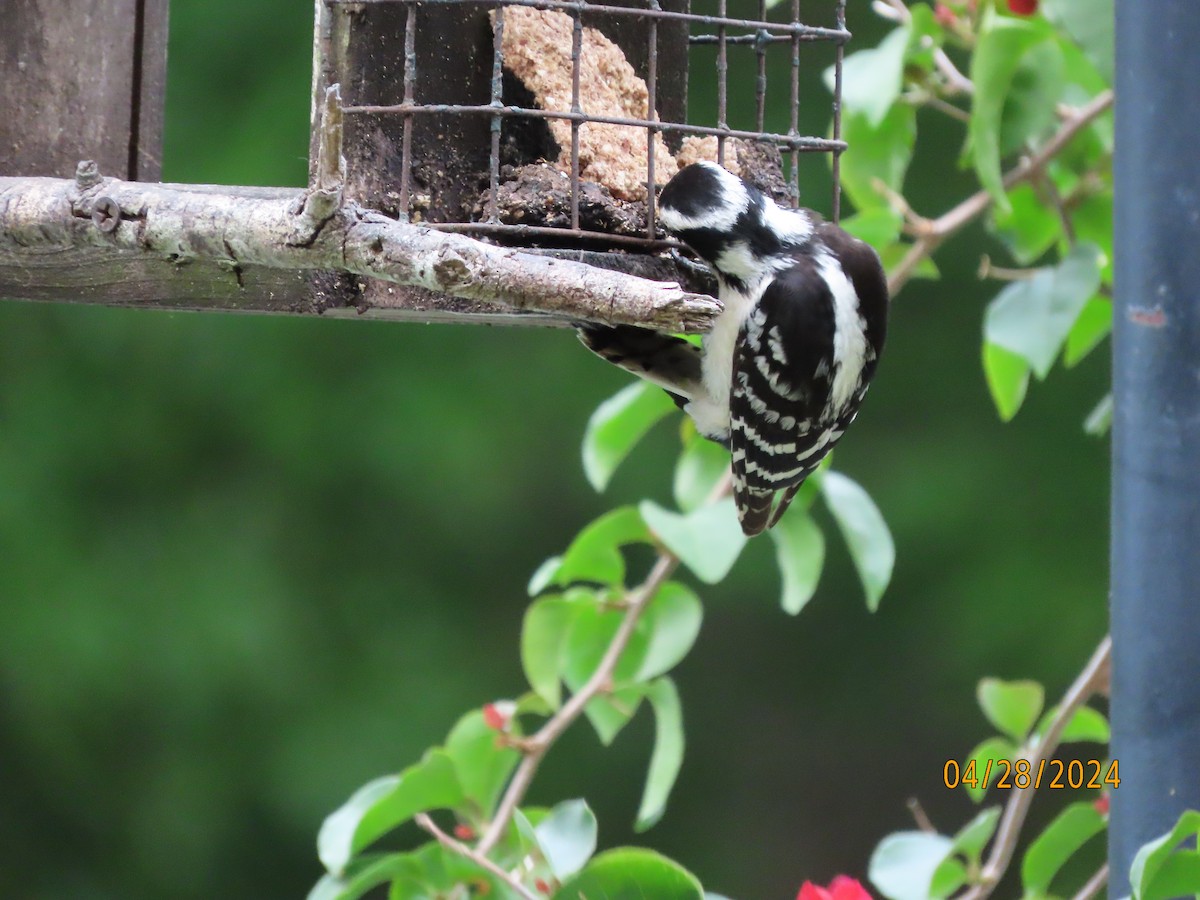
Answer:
xmin=330 ymin=0 xmax=847 ymax=247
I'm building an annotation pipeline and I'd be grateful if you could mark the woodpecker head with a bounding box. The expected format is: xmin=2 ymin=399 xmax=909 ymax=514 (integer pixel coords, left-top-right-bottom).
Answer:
xmin=658 ymin=162 xmax=815 ymax=287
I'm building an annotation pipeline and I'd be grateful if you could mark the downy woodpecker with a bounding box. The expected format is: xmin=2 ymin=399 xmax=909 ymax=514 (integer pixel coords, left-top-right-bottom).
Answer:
xmin=580 ymin=162 xmax=888 ymax=535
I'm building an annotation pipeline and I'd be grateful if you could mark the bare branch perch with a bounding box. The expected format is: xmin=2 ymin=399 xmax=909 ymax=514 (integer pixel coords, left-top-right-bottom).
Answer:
xmin=0 ymin=172 xmax=720 ymax=332
xmin=887 ymin=89 xmax=1113 ymax=296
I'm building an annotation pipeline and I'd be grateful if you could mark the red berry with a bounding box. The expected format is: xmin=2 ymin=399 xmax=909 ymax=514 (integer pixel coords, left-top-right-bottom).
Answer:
xmin=1094 ymin=793 xmax=1111 ymax=815
xmin=535 ymin=878 xmax=552 ymax=894
xmin=1007 ymin=0 xmax=1038 ymax=14
xmin=453 ymin=823 xmax=476 ymax=840
xmin=934 ymin=3 xmax=957 ymax=26
xmin=480 ymin=705 xmax=513 ymax=734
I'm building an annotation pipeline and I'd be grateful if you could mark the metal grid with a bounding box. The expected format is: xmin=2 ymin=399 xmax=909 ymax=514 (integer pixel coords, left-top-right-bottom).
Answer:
xmin=330 ymin=0 xmax=848 ymax=249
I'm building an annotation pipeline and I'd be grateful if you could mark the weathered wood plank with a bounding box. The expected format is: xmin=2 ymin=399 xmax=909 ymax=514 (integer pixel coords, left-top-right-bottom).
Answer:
xmin=1 ymin=0 xmax=169 ymax=180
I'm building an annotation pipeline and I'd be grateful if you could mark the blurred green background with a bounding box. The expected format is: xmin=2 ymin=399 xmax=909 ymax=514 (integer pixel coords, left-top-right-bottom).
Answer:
xmin=0 ymin=2 xmax=1109 ymax=897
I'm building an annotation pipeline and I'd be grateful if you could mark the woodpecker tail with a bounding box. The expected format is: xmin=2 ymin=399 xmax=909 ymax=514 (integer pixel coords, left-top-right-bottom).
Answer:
xmin=577 ymin=324 xmax=704 ymax=407
xmin=733 ymin=482 xmax=775 ymax=536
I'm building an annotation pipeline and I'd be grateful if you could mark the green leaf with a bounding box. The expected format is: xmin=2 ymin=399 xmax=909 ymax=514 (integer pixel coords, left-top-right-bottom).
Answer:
xmin=308 ymin=853 xmax=424 ymax=900
xmin=904 ymin=3 xmax=943 ymax=71
xmin=563 ymin=604 xmax=648 ymax=743
xmin=999 ymin=39 xmax=1066 ymax=157
xmin=636 ymin=581 xmax=704 ymax=683
xmin=1071 ymin=191 xmax=1114 ymax=284
xmin=984 ymin=244 xmax=1103 ymax=379
xmin=1130 ymin=810 xmax=1200 ymax=900
xmin=1143 ymin=852 xmax=1200 ymax=900
xmin=1021 ymin=801 xmax=1106 ymax=894
xmin=444 ymin=710 xmax=521 ymax=816
xmin=636 ymin=677 xmax=685 ymax=832
xmin=840 ymin=208 xmax=904 ymax=248
xmin=989 ymin=184 xmax=1061 ymax=266
xmin=1042 ymin=0 xmax=1113 ymax=83
xmin=582 ymin=685 xmax=647 ymax=746
xmin=962 ymin=737 xmax=1018 ymax=803
xmin=528 ymin=556 xmax=563 ymax=596
xmin=640 ymin=498 xmax=748 ymax=585
xmin=1063 ymin=297 xmax=1112 ymax=367
xmin=583 ymin=382 xmax=677 ymax=492
xmin=553 ymin=848 xmax=704 ymax=900
xmin=318 ymin=752 xmax=464 ymax=875
xmin=870 ymin=831 xmax=956 ymax=900
xmin=929 ymin=857 xmax=967 ymax=900
xmin=840 ymin=105 xmax=917 ymax=214
xmin=968 ymin=10 xmax=1053 ymax=208
xmin=879 ymin=242 xmax=940 ymax=282
xmin=769 ymin=512 xmax=825 ymax=616
xmin=977 ymin=677 xmax=1044 ymax=742
xmin=535 ymin=799 xmax=598 ymax=880
xmin=673 ymin=434 xmax=731 ymax=513
xmin=827 ymin=26 xmax=910 ymax=127
xmin=820 ymin=471 xmax=894 ymax=611
xmin=550 ymin=506 xmax=652 ymax=590
xmin=1083 ymin=393 xmax=1112 ymax=437
xmin=983 ymin=342 xmax=1030 ymax=421
xmin=1034 ymin=704 xmax=1110 ymax=744
xmin=954 ymin=806 xmax=1003 ymax=860
xmin=522 ymin=593 xmax=586 ymax=709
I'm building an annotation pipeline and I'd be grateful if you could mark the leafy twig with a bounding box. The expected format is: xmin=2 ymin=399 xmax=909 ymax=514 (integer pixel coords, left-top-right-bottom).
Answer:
xmin=888 ymin=89 xmax=1113 ymax=296
xmin=472 ymin=472 xmax=734 ymax=857
xmin=415 ymin=812 xmax=539 ymax=900
xmin=875 ymin=0 xmax=974 ymax=95
xmin=955 ymin=635 xmax=1113 ymax=900
xmin=475 ymin=551 xmax=681 ymax=855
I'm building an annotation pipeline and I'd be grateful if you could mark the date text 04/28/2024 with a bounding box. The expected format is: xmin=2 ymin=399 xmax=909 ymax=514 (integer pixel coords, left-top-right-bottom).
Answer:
xmin=943 ymin=758 xmax=1121 ymax=791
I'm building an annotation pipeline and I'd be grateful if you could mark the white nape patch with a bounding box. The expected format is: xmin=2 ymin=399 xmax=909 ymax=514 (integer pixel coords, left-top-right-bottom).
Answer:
xmin=658 ymin=162 xmax=751 ymax=233
xmin=714 ymin=241 xmax=761 ymax=282
xmin=761 ymin=197 xmax=814 ymax=245
xmin=816 ymin=252 xmax=869 ymax=413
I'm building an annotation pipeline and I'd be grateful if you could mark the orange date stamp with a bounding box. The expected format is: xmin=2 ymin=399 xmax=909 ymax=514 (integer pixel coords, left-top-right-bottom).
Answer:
xmin=943 ymin=758 xmax=1120 ymax=791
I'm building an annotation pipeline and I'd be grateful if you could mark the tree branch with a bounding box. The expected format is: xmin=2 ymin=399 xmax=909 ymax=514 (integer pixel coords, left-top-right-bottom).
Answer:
xmin=476 ymin=550 xmax=681 ymax=855
xmin=956 ymin=634 xmax=1112 ymax=900
xmin=0 ymin=172 xmax=720 ymax=332
xmin=414 ymin=813 xmax=539 ymax=900
xmin=472 ymin=472 xmax=733 ymax=857
xmin=887 ymin=89 xmax=1113 ymax=296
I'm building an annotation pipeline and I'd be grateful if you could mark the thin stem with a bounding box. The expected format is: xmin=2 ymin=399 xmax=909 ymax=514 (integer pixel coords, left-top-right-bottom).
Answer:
xmin=908 ymin=797 xmax=936 ymax=834
xmin=415 ymin=813 xmax=539 ymax=900
xmin=1071 ymin=864 xmax=1109 ymax=900
xmin=475 ymin=472 xmax=733 ymax=856
xmin=978 ymin=256 xmax=1042 ymax=281
xmin=888 ymin=89 xmax=1113 ymax=296
xmin=923 ymin=93 xmax=971 ymax=123
xmin=955 ymin=635 xmax=1112 ymax=900
xmin=475 ymin=553 xmax=680 ymax=855
xmin=875 ymin=0 xmax=973 ymax=94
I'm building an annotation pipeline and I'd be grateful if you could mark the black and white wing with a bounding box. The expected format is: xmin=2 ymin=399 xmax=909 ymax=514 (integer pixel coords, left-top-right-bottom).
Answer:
xmin=729 ymin=261 xmax=842 ymax=535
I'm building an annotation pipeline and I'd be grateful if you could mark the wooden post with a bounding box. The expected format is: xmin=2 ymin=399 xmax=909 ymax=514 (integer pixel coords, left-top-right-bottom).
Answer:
xmin=0 ymin=0 xmax=169 ymax=181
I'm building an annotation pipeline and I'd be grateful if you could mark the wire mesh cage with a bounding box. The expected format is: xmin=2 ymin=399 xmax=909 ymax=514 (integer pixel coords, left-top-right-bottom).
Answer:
xmin=316 ymin=0 xmax=848 ymax=259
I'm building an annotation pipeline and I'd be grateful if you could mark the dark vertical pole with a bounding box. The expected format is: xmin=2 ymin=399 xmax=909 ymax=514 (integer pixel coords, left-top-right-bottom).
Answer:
xmin=1110 ymin=2 xmax=1200 ymax=894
